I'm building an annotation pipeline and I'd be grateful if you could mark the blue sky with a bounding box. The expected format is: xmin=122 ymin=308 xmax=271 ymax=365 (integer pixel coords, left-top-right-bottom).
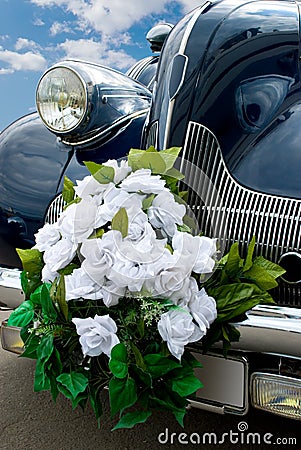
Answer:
xmin=0 ymin=0 xmax=201 ymax=132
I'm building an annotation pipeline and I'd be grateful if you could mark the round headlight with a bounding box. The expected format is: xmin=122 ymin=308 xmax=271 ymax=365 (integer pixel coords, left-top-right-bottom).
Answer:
xmin=36 ymin=67 xmax=87 ymax=133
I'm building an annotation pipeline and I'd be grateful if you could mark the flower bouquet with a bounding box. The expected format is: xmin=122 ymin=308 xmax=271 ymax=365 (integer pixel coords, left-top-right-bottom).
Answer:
xmin=8 ymin=147 xmax=284 ymax=429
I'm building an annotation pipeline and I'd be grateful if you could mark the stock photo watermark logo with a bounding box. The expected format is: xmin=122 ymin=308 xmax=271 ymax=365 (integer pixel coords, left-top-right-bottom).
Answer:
xmin=157 ymin=421 xmax=297 ymax=446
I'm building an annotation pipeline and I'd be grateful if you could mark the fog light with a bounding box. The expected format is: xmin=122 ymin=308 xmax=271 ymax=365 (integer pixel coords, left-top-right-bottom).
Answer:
xmin=0 ymin=320 xmax=23 ymax=354
xmin=251 ymin=372 xmax=301 ymax=420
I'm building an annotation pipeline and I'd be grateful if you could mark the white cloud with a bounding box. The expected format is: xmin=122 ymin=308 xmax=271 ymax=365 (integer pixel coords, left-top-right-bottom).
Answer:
xmin=58 ymin=38 xmax=136 ymax=70
xmin=15 ymin=38 xmax=40 ymax=51
xmin=0 ymin=50 xmax=47 ymax=73
xmin=33 ymin=17 xmax=45 ymax=26
xmin=31 ymin=0 xmax=173 ymax=35
xmin=50 ymin=21 xmax=74 ymax=36
xmin=177 ymin=0 xmax=204 ymax=13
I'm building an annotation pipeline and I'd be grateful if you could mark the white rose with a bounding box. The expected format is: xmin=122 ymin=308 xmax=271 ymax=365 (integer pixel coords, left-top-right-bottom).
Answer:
xmin=108 ymin=258 xmax=149 ymax=292
xmin=172 ymin=230 xmax=216 ymax=274
xmin=81 ymin=230 xmax=122 ymax=286
xmin=43 ymin=238 xmax=77 ymax=273
xmin=65 ymin=268 xmax=103 ymax=301
xmin=58 ymin=197 xmax=100 ymax=243
xmin=127 ymin=210 xmax=149 ymax=242
xmin=72 ymin=314 xmax=119 ymax=357
xmin=120 ymin=169 xmax=166 ymax=194
xmin=96 ymin=186 xmax=144 ymax=227
xmin=34 ymin=223 xmax=61 ymax=252
xmin=100 ymin=281 xmax=126 ymax=307
xmin=103 ymin=159 xmax=131 ymax=184
xmin=148 ymin=191 xmax=186 ymax=237
xmin=158 ymin=308 xmax=203 ymax=360
xmin=41 ymin=264 xmax=59 ymax=283
xmin=187 ymin=288 xmax=217 ymax=332
xmin=74 ymin=175 xmax=109 ymax=198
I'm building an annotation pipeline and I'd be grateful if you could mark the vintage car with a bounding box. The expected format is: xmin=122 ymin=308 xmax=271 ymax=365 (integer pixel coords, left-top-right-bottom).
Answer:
xmin=1 ymin=0 xmax=301 ymax=421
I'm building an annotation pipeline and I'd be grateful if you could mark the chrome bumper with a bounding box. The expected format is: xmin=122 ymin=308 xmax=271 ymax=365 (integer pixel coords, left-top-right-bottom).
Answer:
xmin=230 ymin=304 xmax=301 ymax=359
xmin=0 ymin=267 xmax=23 ymax=309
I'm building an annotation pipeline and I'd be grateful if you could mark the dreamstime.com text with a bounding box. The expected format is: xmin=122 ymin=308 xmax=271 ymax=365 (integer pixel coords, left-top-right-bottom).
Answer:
xmin=157 ymin=422 xmax=297 ymax=446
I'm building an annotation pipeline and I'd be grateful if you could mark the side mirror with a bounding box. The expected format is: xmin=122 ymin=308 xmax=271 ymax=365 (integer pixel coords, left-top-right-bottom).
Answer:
xmin=146 ymin=23 xmax=173 ymax=52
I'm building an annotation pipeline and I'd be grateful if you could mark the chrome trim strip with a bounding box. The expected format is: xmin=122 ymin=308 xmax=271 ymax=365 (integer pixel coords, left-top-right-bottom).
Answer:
xmin=229 ymin=305 xmax=301 ymax=358
xmin=162 ymin=3 xmax=210 ymax=148
xmin=61 ymin=109 xmax=149 ymax=146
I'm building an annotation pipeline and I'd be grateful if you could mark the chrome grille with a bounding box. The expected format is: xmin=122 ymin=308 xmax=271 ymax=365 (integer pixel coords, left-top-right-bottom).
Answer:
xmin=45 ymin=194 xmax=66 ymax=224
xmin=145 ymin=120 xmax=158 ymax=148
xmin=180 ymin=121 xmax=301 ymax=307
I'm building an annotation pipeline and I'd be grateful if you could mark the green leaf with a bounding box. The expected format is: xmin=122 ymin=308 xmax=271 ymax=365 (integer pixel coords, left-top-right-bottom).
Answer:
xmin=52 ymin=275 xmax=68 ymax=321
xmin=16 ymin=248 xmax=43 ymax=277
xmin=164 ymin=167 xmax=185 ymax=181
xmin=173 ymin=410 xmax=186 ymax=427
xmin=34 ymin=358 xmax=51 ymax=391
xmin=7 ymin=300 xmax=34 ymax=327
xmin=109 ymin=343 xmax=128 ymax=379
xmin=243 ymin=236 xmax=256 ymax=272
xmin=182 ymin=351 xmax=202 ymax=369
xmin=130 ymin=342 xmax=146 ymax=371
xmin=171 ymin=372 xmax=203 ymax=397
xmin=20 ymin=271 xmax=28 ymax=296
xmin=142 ymin=194 xmax=156 ymax=211
xmin=112 ymin=410 xmax=152 ymax=430
xmin=243 ymin=264 xmax=278 ymax=291
xmin=56 ymin=372 xmax=89 ymax=400
xmin=144 ymin=354 xmax=181 ymax=378
xmin=224 ymin=243 xmax=243 ymax=278
xmin=36 ymin=334 xmax=54 ymax=365
xmin=58 ymin=263 xmax=78 ymax=275
xmin=252 ymin=256 xmax=286 ymax=279
xmin=111 ymin=207 xmax=128 ymax=238
xmin=159 ymin=147 xmax=182 ymax=171
xmin=139 ymin=152 xmax=166 ymax=174
xmin=21 ymin=333 xmax=40 ymax=359
xmin=89 ymin=384 xmax=103 ymax=427
xmin=84 ymin=161 xmax=115 ymax=184
xmin=62 ymin=176 xmax=75 ymax=204
xmin=40 ymin=283 xmax=58 ymax=321
xmin=109 ymin=377 xmax=137 ymax=417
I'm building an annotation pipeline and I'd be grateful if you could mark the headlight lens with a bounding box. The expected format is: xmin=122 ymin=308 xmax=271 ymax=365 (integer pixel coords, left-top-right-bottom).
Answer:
xmin=36 ymin=67 xmax=87 ymax=133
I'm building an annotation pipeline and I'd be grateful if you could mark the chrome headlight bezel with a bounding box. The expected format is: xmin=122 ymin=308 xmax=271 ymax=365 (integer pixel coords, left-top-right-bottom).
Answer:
xmin=36 ymin=65 xmax=88 ymax=134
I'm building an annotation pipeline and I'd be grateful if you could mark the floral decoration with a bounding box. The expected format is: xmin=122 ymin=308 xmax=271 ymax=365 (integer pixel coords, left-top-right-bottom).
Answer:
xmin=8 ymin=147 xmax=285 ymax=430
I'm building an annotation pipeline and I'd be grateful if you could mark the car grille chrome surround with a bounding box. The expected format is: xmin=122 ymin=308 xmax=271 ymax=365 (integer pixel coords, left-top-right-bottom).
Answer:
xmin=179 ymin=121 xmax=301 ymax=307
xmin=44 ymin=194 xmax=66 ymax=225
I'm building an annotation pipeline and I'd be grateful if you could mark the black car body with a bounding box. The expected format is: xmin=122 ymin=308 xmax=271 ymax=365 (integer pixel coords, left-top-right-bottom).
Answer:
xmin=1 ymin=0 xmax=301 ymax=420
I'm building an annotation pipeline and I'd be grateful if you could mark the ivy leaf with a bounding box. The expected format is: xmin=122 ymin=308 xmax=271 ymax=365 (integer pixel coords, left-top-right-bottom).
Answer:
xmin=111 ymin=207 xmax=128 ymax=238
xmin=173 ymin=410 xmax=186 ymax=427
xmin=144 ymin=354 xmax=181 ymax=378
xmin=171 ymin=371 xmax=203 ymax=397
xmin=109 ymin=377 xmax=137 ymax=417
xmin=34 ymin=358 xmax=51 ymax=392
xmin=56 ymin=372 xmax=89 ymax=400
xmin=62 ymin=176 xmax=75 ymax=204
xmin=7 ymin=300 xmax=34 ymax=327
xmin=109 ymin=343 xmax=128 ymax=379
xmin=112 ymin=410 xmax=152 ymax=430
xmin=84 ymin=161 xmax=115 ymax=184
